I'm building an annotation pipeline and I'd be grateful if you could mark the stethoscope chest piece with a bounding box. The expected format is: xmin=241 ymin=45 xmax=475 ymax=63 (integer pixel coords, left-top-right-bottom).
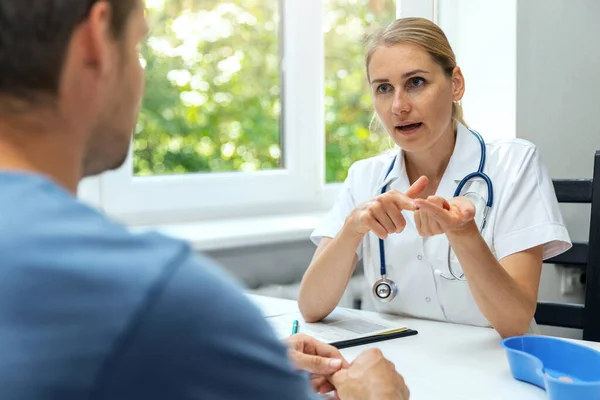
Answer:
xmin=372 ymin=275 xmax=398 ymax=302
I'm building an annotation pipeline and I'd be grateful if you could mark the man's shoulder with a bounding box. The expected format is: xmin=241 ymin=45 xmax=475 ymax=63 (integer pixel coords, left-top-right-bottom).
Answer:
xmin=0 ymin=172 xmax=253 ymax=318
xmin=0 ymin=172 xmax=229 ymax=397
xmin=0 ymin=173 xmax=316 ymax=399
xmin=0 ymin=172 xmax=189 ymax=278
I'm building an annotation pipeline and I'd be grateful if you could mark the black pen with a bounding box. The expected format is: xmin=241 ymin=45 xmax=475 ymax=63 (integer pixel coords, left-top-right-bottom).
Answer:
xmin=330 ymin=328 xmax=418 ymax=349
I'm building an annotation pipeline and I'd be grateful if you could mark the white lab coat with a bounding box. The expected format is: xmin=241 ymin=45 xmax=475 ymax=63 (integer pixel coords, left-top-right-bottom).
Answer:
xmin=311 ymin=123 xmax=572 ymax=327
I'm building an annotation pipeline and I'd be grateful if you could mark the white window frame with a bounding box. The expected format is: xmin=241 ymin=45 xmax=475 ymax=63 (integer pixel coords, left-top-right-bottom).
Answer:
xmin=78 ymin=0 xmax=442 ymax=225
xmin=87 ymin=0 xmax=325 ymax=225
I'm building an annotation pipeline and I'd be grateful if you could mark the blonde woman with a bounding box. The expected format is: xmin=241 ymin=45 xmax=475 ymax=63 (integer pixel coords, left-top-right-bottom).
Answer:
xmin=299 ymin=17 xmax=571 ymax=338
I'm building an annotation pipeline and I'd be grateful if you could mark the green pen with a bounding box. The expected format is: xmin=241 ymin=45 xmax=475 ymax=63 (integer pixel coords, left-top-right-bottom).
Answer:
xmin=291 ymin=320 xmax=299 ymax=335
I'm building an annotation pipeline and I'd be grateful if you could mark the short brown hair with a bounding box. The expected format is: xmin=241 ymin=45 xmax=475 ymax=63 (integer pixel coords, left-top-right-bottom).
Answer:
xmin=0 ymin=0 xmax=138 ymax=104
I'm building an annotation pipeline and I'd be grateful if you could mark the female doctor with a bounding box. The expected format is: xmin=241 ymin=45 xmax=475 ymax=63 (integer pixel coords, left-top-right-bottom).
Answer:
xmin=298 ymin=17 xmax=572 ymax=338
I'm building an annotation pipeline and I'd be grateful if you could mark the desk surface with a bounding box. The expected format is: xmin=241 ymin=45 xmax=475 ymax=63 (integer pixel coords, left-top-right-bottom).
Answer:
xmin=248 ymin=294 xmax=600 ymax=400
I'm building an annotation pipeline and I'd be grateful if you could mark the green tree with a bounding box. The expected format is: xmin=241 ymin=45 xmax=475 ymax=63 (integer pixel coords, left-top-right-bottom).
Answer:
xmin=324 ymin=0 xmax=396 ymax=182
xmin=136 ymin=0 xmax=396 ymax=182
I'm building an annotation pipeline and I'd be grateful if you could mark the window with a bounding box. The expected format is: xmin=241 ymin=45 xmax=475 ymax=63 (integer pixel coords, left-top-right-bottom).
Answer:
xmin=98 ymin=0 xmax=324 ymax=223
xmin=137 ymin=0 xmax=282 ymax=176
xmin=324 ymin=0 xmax=397 ymax=183
xmin=85 ymin=1 xmax=451 ymax=225
xmin=80 ymin=0 xmax=514 ymax=229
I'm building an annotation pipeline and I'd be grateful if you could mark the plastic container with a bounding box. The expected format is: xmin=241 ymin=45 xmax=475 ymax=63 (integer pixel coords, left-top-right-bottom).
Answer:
xmin=501 ymin=335 xmax=600 ymax=400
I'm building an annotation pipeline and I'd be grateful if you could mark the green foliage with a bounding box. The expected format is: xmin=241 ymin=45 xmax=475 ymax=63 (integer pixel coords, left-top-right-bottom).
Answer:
xmin=323 ymin=0 xmax=396 ymax=182
xmin=135 ymin=0 xmax=396 ymax=182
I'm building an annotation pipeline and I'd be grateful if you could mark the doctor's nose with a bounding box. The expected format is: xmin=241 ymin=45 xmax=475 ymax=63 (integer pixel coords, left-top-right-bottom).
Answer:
xmin=391 ymin=92 xmax=411 ymax=115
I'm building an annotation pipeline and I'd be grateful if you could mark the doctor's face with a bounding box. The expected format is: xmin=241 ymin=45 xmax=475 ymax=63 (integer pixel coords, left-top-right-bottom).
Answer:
xmin=368 ymin=43 xmax=465 ymax=153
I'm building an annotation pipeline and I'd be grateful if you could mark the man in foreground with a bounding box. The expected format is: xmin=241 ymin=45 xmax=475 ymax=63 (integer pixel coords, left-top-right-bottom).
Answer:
xmin=0 ymin=1 xmax=409 ymax=399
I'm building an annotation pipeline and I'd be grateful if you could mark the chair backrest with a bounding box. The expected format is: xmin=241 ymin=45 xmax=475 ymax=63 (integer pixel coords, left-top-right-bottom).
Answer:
xmin=534 ymin=150 xmax=600 ymax=342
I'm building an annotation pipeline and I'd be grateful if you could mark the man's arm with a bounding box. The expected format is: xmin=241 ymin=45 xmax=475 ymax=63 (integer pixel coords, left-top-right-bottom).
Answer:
xmin=90 ymin=249 xmax=317 ymax=400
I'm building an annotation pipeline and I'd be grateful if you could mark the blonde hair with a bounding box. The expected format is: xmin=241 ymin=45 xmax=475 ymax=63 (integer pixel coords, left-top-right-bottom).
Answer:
xmin=365 ymin=17 xmax=467 ymax=127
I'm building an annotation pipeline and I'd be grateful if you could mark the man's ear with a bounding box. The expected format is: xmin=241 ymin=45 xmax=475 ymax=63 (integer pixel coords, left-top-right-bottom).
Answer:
xmin=74 ymin=1 xmax=116 ymax=77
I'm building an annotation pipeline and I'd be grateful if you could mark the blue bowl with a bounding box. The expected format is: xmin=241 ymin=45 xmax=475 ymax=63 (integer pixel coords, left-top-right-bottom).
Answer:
xmin=501 ymin=335 xmax=600 ymax=400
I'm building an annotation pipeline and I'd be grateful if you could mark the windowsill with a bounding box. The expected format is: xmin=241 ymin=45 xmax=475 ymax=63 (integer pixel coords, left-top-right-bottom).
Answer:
xmin=130 ymin=212 xmax=328 ymax=252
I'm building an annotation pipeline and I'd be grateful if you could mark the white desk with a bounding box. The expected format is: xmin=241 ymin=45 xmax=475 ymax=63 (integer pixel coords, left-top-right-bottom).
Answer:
xmin=248 ymin=294 xmax=600 ymax=400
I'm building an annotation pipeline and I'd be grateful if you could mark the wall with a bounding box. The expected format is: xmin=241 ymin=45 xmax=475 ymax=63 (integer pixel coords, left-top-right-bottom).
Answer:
xmin=206 ymin=241 xmax=313 ymax=290
xmin=437 ymin=0 xmax=517 ymax=142
xmin=517 ymin=0 xmax=600 ymax=338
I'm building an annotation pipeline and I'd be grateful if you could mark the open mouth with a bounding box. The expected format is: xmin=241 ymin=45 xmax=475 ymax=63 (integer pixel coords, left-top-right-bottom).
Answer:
xmin=396 ymin=122 xmax=423 ymax=132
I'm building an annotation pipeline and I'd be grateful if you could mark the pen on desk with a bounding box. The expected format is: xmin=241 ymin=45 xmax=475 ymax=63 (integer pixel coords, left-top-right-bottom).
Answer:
xmin=291 ymin=320 xmax=299 ymax=335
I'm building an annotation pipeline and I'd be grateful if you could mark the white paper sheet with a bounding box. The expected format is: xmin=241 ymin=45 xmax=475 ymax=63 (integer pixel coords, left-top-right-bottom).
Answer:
xmin=265 ymin=308 xmax=403 ymax=343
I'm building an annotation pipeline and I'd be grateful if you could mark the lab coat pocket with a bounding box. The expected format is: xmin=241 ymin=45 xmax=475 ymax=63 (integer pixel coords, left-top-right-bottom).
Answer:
xmin=432 ymin=254 xmax=490 ymax=327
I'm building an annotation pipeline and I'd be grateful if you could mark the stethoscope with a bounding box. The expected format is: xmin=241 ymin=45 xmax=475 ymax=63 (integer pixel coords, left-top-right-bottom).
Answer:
xmin=373 ymin=128 xmax=494 ymax=302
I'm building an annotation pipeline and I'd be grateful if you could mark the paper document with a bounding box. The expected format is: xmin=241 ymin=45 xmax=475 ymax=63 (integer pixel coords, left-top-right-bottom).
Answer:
xmin=266 ymin=308 xmax=401 ymax=343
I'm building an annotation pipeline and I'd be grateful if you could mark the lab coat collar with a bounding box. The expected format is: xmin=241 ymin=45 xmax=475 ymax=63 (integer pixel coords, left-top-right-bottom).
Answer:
xmin=375 ymin=150 xmax=404 ymax=194
xmin=374 ymin=122 xmax=482 ymax=197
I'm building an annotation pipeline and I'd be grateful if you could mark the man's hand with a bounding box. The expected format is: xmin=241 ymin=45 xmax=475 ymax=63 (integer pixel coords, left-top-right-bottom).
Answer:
xmin=285 ymin=333 xmax=349 ymax=394
xmin=330 ymin=348 xmax=409 ymax=400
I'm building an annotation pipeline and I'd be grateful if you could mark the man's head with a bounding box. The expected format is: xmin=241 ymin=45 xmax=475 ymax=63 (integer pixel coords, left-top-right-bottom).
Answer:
xmin=0 ymin=0 xmax=147 ymax=177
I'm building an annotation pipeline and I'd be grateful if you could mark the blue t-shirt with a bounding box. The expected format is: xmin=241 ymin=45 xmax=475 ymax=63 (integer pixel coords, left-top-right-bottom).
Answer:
xmin=0 ymin=172 xmax=315 ymax=400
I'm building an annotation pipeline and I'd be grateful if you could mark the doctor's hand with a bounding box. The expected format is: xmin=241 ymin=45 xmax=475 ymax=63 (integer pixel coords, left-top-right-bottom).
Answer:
xmin=330 ymin=348 xmax=410 ymax=400
xmin=285 ymin=333 xmax=349 ymax=395
xmin=346 ymin=176 xmax=429 ymax=240
xmin=413 ymin=196 xmax=476 ymax=236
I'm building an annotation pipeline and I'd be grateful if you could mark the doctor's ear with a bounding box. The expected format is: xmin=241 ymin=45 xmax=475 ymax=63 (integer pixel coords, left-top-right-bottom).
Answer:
xmin=450 ymin=66 xmax=465 ymax=102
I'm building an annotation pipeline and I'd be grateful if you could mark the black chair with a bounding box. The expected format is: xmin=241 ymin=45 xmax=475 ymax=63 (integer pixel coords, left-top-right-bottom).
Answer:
xmin=534 ymin=151 xmax=600 ymax=342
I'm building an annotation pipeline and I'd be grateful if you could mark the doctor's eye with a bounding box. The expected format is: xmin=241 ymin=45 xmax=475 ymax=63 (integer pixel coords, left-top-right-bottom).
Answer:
xmin=407 ymin=77 xmax=426 ymax=89
xmin=376 ymin=84 xmax=393 ymax=94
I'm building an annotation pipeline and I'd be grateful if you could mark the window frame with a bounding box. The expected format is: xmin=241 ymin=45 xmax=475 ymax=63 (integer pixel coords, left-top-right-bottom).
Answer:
xmin=79 ymin=0 xmax=435 ymax=225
